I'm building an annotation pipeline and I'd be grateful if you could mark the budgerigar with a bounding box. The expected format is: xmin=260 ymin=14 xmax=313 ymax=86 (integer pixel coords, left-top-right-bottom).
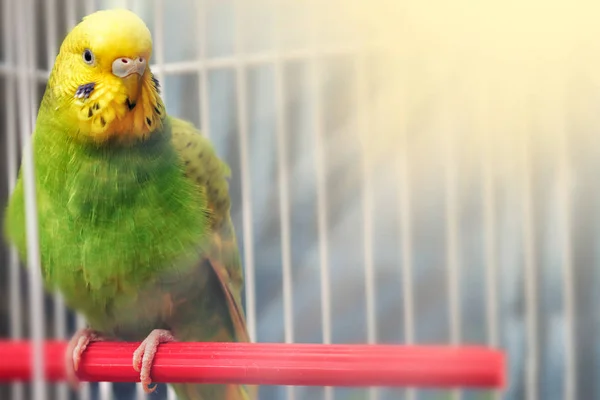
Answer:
xmin=4 ymin=9 xmax=256 ymax=400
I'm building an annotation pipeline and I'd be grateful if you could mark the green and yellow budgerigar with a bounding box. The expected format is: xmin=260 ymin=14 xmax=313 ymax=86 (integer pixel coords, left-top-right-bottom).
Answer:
xmin=4 ymin=9 xmax=256 ymax=400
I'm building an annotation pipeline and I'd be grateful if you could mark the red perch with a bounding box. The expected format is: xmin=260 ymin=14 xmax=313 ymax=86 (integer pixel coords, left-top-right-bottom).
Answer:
xmin=0 ymin=341 xmax=505 ymax=388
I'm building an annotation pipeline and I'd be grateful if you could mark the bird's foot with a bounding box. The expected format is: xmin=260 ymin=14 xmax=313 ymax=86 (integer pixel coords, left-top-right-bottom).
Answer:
xmin=133 ymin=329 xmax=176 ymax=393
xmin=65 ymin=328 xmax=105 ymax=390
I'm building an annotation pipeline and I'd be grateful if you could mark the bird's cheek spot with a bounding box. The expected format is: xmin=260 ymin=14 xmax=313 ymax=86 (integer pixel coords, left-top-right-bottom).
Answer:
xmin=126 ymin=98 xmax=137 ymax=111
xmin=90 ymin=114 xmax=108 ymax=132
xmin=75 ymin=82 xmax=96 ymax=100
xmin=79 ymin=106 xmax=93 ymax=120
xmin=151 ymin=74 xmax=161 ymax=94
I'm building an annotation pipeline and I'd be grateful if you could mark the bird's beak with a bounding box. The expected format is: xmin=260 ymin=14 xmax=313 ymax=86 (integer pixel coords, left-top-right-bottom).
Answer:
xmin=112 ymin=56 xmax=147 ymax=108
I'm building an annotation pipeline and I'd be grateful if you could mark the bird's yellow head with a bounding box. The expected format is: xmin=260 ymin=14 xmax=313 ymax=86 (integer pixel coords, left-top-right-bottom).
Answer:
xmin=48 ymin=9 xmax=165 ymax=143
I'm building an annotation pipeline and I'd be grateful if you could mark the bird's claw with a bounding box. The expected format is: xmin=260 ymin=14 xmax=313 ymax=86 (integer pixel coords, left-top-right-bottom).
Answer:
xmin=65 ymin=328 xmax=104 ymax=390
xmin=132 ymin=329 xmax=176 ymax=393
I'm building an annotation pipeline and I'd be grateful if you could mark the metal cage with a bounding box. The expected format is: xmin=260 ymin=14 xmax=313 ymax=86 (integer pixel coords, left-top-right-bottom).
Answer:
xmin=2 ymin=0 xmax=597 ymax=399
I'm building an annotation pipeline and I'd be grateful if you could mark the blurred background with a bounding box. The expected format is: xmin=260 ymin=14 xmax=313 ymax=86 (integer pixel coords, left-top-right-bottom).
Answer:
xmin=2 ymin=0 xmax=600 ymax=399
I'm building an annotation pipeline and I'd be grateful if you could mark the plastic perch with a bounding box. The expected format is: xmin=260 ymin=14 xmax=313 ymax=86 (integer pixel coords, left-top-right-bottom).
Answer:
xmin=0 ymin=341 xmax=505 ymax=388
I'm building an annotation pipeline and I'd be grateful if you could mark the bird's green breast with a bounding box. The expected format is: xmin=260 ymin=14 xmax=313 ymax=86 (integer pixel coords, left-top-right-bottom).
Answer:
xmin=4 ymin=117 xmax=211 ymax=335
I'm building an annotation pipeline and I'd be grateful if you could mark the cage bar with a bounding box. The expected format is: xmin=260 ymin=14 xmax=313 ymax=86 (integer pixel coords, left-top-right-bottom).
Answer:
xmin=273 ymin=0 xmax=295 ymax=352
xmin=274 ymin=61 xmax=296 ymax=397
xmin=152 ymin=0 xmax=166 ymax=98
xmin=309 ymin=21 xmax=334 ymax=400
xmin=157 ymin=47 xmax=364 ymax=73
xmin=2 ymin=0 xmax=17 ymax=341
xmin=521 ymin=107 xmax=538 ymax=400
xmin=65 ymin=0 xmax=77 ymax=29
xmin=179 ymin=4 xmax=211 ymax=400
xmin=444 ymin=121 xmax=461 ymax=343
xmin=443 ymin=94 xmax=462 ymax=400
xmin=44 ymin=0 xmax=58 ymax=68
xmin=396 ymin=72 xmax=416 ymax=400
xmin=98 ymin=377 xmax=113 ymax=400
xmin=232 ymin=0 xmax=258 ymax=344
xmin=196 ymin=0 xmax=210 ymax=141
xmin=478 ymin=76 xmax=501 ymax=400
xmin=53 ymin=297 xmax=68 ymax=400
xmin=356 ymin=56 xmax=377 ymax=347
xmin=138 ymin=3 xmax=167 ymax=399
xmin=356 ymin=50 xmax=378 ymax=400
xmin=554 ymin=89 xmax=576 ymax=400
xmin=15 ymin=0 xmax=47 ymax=397
xmin=273 ymin=3 xmax=295 ymax=398
xmin=24 ymin=0 xmax=38 ymax=125
xmin=3 ymin=0 xmax=24 ymax=399
xmin=84 ymin=0 xmax=96 ymax=17
xmin=42 ymin=4 xmax=70 ymax=400
xmin=0 ymin=341 xmax=506 ymax=388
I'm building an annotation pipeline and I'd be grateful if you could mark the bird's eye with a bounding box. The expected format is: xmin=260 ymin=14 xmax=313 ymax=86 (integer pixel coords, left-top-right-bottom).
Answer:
xmin=82 ymin=49 xmax=95 ymax=65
